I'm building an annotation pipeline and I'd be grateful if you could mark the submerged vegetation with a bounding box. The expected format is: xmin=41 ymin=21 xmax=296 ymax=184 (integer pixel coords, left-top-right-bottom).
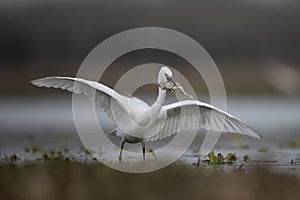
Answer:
xmin=280 ymin=138 xmax=300 ymax=149
xmin=258 ymin=147 xmax=270 ymax=153
xmin=289 ymin=138 xmax=300 ymax=148
xmin=31 ymin=145 xmax=44 ymax=154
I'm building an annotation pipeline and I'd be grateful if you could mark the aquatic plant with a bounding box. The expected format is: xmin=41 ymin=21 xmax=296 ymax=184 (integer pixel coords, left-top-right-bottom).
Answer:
xmin=243 ymin=155 xmax=250 ymax=163
xmin=5 ymin=154 xmax=19 ymax=161
xmin=42 ymin=150 xmax=66 ymax=161
xmin=31 ymin=145 xmax=44 ymax=153
xmin=226 ymin=153 xmax=237 ymax=164
xmin=203 ymin=151 xmax=238 ymax=165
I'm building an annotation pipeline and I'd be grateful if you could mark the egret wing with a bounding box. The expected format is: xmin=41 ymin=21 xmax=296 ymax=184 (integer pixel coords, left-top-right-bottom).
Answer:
xmin=31 ymin=76 xmax=130 ymax=119
xmin=148 ymin=100 xmax=261 ymax=142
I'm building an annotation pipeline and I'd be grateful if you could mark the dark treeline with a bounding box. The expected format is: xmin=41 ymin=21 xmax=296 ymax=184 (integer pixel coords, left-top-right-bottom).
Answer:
xmin=1 ymin=1 xmax=300 ymax=67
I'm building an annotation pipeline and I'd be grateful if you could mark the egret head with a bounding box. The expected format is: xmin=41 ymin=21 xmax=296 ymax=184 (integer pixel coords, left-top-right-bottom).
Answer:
xmin=158 ymin=66 xmax=177 ymax=89
xmin=158 ymin=66 xmax=194 ymax=99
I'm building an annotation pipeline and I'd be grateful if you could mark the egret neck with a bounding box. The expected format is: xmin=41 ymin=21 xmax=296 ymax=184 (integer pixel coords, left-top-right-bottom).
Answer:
xmin=148 ymin=87 xmax=166 ymax=122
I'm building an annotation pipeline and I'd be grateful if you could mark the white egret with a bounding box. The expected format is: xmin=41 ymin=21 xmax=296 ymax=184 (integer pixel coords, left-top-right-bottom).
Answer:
xmin=31 ymin=66 xmax=261 ymax=161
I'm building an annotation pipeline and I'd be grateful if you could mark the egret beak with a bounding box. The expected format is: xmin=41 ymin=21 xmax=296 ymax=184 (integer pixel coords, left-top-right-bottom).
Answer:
xmin=169 ymin=78 xmax=194 ymax=100
xmin=159 ymin=77 xmax=193 ymax=99
xmin=166 ymin=76 xmax=178 ymax=88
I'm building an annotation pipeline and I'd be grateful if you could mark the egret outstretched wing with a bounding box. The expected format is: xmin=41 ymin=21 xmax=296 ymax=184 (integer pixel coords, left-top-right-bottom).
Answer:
xmin=148 ymin=100 xmax=261 ymax=142
xmin=31 ymin=77 xmax=130 ymax=119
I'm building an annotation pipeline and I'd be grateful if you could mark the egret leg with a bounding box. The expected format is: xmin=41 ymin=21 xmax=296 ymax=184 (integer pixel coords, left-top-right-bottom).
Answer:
xmin=142 ymin=142 xmax=145 ymax=160
xmin=119 ymin=140 xmax=126 ymax=162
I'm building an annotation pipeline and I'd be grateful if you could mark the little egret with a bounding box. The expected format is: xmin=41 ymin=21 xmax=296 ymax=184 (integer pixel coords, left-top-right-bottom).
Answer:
xmin=31 ymin=66 xmax=261 ymax=161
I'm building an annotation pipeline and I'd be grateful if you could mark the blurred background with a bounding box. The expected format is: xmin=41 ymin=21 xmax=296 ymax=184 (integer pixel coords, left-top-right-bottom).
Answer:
xmin=1 ymin=0 xmax=300 ymax=154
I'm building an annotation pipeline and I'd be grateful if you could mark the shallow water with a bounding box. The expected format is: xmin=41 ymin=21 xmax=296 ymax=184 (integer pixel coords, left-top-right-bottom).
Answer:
xmin=0 ymin=95 xmax=300 ymax=175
